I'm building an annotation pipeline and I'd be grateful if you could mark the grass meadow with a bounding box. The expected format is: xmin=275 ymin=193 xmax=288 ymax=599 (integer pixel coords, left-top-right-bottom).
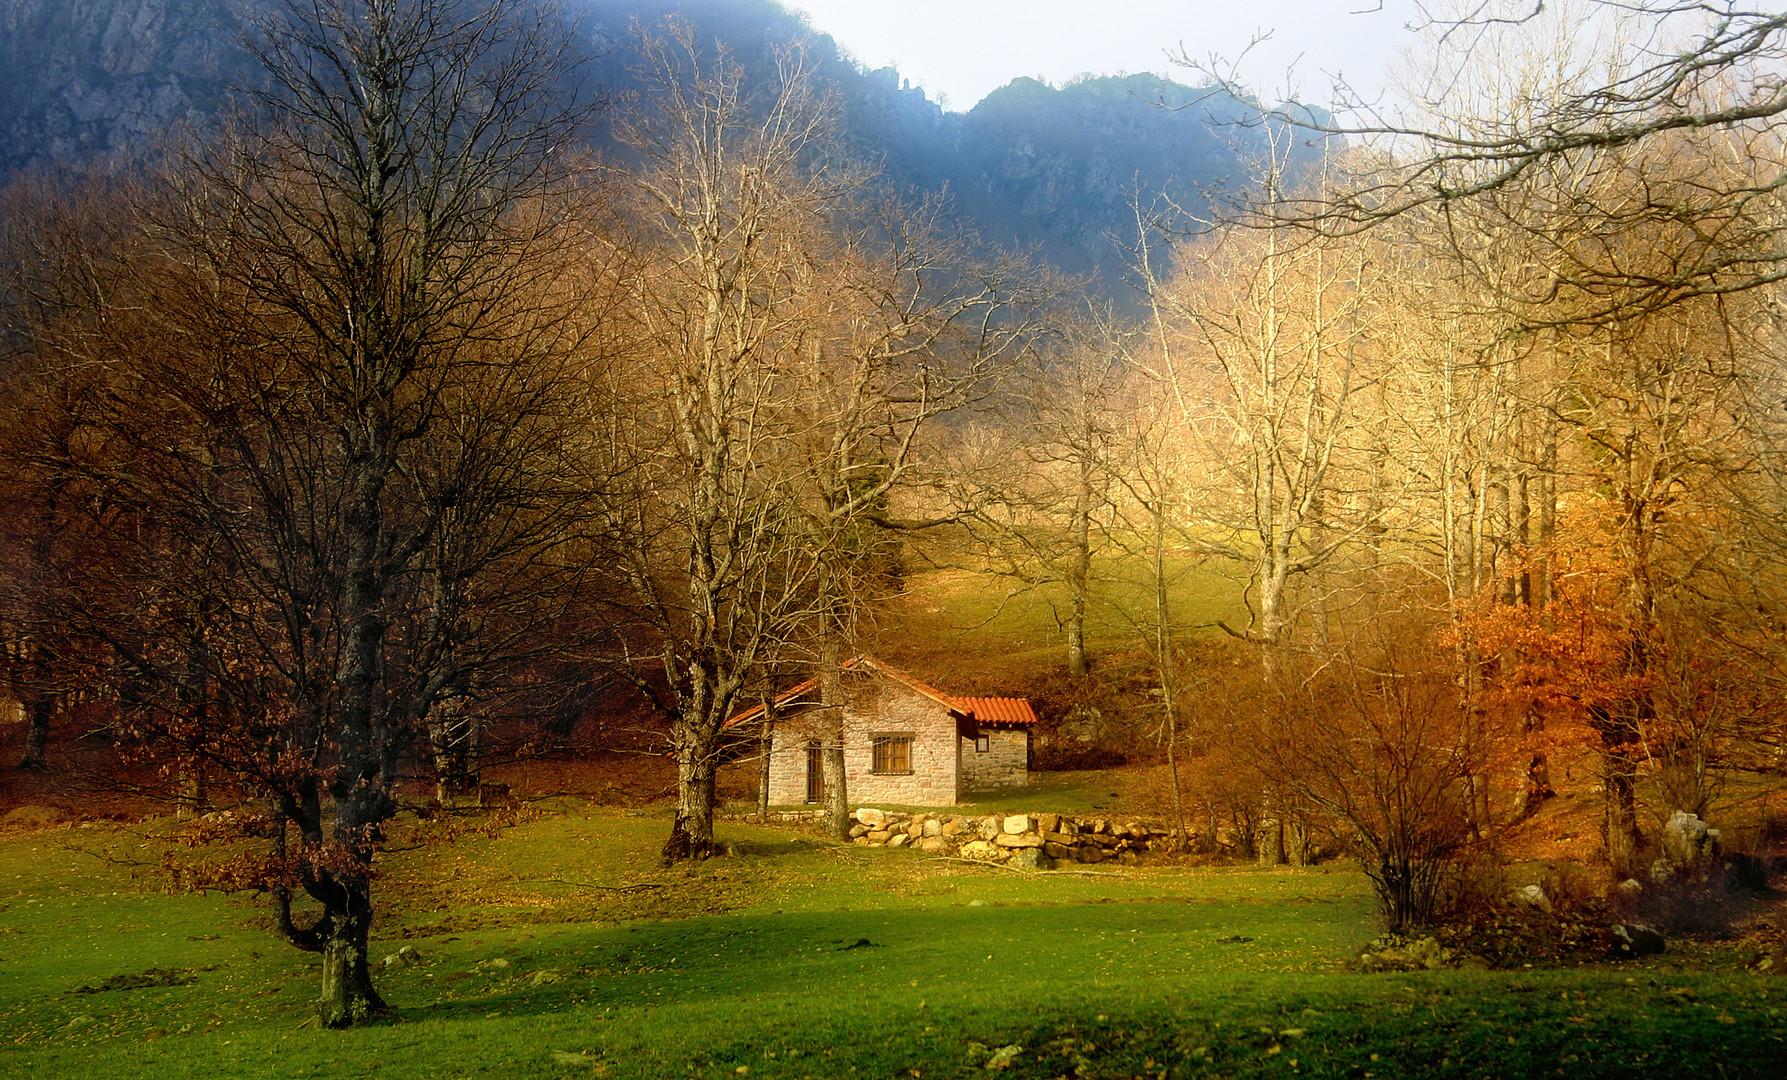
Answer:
xmin=0 ymin=804 xmax=1782 ymax=1079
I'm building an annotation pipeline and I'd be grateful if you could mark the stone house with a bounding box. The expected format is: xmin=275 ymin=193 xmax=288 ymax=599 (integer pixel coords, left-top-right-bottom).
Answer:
xmin=727 ymin=657 xmax=1037 ymax=806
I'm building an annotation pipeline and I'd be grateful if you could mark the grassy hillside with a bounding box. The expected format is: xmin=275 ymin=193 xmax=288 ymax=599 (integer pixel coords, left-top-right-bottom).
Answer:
xmin=1 ymin=803 xmax=1782 ymax=1079
xmin=870 ymin=556 xmax=1247 ymax=689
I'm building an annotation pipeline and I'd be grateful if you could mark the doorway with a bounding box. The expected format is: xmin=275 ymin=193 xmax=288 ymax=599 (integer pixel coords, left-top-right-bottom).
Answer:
xmin=805 ymin=741 xmax=824 ymax=803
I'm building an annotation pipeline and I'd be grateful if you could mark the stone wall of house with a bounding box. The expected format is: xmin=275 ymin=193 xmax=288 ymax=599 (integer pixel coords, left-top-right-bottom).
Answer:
xmin=757 ymin=679 xmax=962 ymax=806
xmin=959 ymin=728 xmax=1028 ymax=790
xmin=761 ymin=708 xmax=826 ymax=806
xmin=844 ymin=681 xmax=960 ymax=805
xmin=831 ymin=807 xmax=1171 ymax=869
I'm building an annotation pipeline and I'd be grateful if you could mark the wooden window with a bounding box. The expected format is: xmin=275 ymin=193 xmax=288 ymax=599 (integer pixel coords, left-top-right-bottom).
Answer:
xmin=975 ymin=733 xmax=991 ymax=753
xmin=871 ymin=734 xmax=913 ymax=774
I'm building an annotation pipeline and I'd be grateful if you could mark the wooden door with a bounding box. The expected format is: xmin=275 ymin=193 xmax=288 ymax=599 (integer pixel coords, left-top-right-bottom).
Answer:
xmin=805 ymin=742 xmax=824 ymax=803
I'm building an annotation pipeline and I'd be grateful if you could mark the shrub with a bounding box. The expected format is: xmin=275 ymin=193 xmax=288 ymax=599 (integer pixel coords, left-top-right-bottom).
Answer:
xmin=1232 ymin=635 xmax=1494 ymax=931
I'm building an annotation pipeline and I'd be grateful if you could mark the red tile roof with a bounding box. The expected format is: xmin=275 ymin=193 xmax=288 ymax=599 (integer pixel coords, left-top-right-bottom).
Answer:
xmin=951 ymin=696 xmax=1040 ymax=727
xmin=724 ymin=677 xmax=821 ymax=727
xmin=724 ymin=656 xmax=1037 ymax=727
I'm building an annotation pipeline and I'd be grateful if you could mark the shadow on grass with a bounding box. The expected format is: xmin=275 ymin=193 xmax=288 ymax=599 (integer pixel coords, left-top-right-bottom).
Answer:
xmin=723 ymin=839 xmax=814 ymax=857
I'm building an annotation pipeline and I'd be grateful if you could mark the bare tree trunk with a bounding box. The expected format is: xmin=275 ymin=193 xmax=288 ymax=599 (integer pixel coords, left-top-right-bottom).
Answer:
xmin=757 ymin=697 xmax=773 ymax=824
xmin=1603 ymin=751 xmax=1643 ymax=877
xmin=819 ymin=632 xmax=850 ymax=840
xmin=1512 ymin=465 xmax=1531 ymax=607
xmin=1467 ymin=772 xmax=1492 ymax=839
xmin=1492 ymin=464 xmax=1514 ymax=605
xmin=177 ymin=763 xmax=207 ymax=818
xmin=664 ymin=727 xmax=720 ymax=861
xmin=1257 ymin=790 xmax=1285 ymax=866
xmin=1535 ymin=415 xmax=1557 ymax=608
xmin=430 ymin=699 xmax=459 ymax=803
xmin=428 ymin=696 xmax=481 ymax=803
xmin=315 ymin=875 xmax=385 ymax=1028
xmin=1066 ymin=457 xmax=1093 ymax=678
xmin=17 ymin=692 xmax=49 ymax=772
xmin=1285 ymin=814 xmax=1311 ymax=866
xmin=1151 ymin=490 xmax=1187 ymax=846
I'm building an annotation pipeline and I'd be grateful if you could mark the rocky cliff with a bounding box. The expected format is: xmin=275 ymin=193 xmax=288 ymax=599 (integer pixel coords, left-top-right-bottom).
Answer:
xmin=0 ymin=0 xmax=256 ymax=172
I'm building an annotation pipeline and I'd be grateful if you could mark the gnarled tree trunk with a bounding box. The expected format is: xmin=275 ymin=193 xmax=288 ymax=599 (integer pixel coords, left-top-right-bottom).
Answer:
xmin=663 ymin=721 xmax=720 ymax=862
xmin=314 ymin=873 xmax=386 ymax=1028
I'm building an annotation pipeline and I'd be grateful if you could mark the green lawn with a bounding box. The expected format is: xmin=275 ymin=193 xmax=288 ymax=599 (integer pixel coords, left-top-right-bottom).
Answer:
xmin=0 ymin=809 xmax=1782 ymax=1079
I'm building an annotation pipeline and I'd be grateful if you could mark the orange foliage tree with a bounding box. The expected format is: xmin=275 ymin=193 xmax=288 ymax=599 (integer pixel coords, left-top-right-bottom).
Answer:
xmin=1459 ymin=504 xmax=1787 ymax=874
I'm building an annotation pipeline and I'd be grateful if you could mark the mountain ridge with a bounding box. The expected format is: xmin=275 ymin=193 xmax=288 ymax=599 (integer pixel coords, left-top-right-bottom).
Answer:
xmin=0 ymin=0 xmax=1297 ymax=277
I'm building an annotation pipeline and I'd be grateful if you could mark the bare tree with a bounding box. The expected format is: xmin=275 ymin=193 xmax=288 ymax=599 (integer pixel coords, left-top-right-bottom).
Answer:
xmin=601 ymin=22 xmax=845 ymax=862
xmin=784 ymin=199 xmax=1040 ymax=838
xmin=1135 ymin=137 xmax=1387 ymax=675
xmin=0 ymin=0 xmax=600 ymax=1028
xmin=603 ymin=21 xmax=1043 ymax=853
xmin=1197 ymin=2 xmax=1787 ymax=323
xmin=950 ymin=305 xmax=1130 ymax=679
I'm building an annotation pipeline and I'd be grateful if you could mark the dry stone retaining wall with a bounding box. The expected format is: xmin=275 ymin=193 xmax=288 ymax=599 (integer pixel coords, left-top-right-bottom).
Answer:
xmin=831 ymin=807 xmax=1168 ymax=868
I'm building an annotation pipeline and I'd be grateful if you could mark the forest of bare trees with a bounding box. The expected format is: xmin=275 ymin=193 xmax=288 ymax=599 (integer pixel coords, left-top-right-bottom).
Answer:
xmin=2 ymin=0 xmax=1787 ymax=1016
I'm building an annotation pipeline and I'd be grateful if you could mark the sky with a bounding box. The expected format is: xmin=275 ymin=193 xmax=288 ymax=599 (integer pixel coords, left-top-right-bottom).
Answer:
xmin=787 ymin=0 xmax=1426 ymax=111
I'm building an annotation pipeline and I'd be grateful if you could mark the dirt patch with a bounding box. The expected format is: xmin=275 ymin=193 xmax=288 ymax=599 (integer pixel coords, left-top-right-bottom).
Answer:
xmin=485 ymin=750 xmax=676 ymax=808
xmin=74 ymin=967 xmax=214 ymax=994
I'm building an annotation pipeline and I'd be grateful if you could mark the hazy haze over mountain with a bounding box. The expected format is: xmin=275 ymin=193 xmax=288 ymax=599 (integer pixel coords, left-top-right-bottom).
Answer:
xmin=790 ymin=0 xmax=1419 ymax=112
xmin=0 ymin=0 xmax=1321 ymax=277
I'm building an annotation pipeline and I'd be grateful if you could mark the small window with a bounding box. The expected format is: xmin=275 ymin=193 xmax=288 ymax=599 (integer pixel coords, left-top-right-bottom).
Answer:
xmin=975 ymin=733 xmax=991 ymax=753
xmin=871 ymin=734 xmax=913 ymax=774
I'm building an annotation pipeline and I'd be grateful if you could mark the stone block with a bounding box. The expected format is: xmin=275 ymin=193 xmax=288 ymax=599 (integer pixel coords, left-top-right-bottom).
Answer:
xmin=849 ymin=824 xmax=869 ymax=838
xmin=1002 ymin=814 xmax=1031 ymax=835
xmin=1510 ymin=884 xmax=1551 ymax=913
xmin=866 ymin=829 xmax=893 ymax=844
xmin=1011 ymin=847 xmax=1051 ymax=871
xmin=919 ymin=836 xmax=949 ymax=853
xmin=1076 ymin=844 xmax=1105 ymax=863
xmin=856 ymin=808 xmax=888 ymax=828
xmin=923 ymin=818 xmax=942 ymax=837
xmin=1042 ymin=842 xmax=1072 ymax=861
xmin=940 ymin=818 xmax=961 ymax=836
xmin=1610 ymin=923 xmax=1666 ymax=958
xmin=959 ymin=839 xmax=1002 ymax=860
xmin=995 ymin=832 xmax=1044 ymax=848
xmin=1654 ymin=810 xmax=1721 ymax=883
xmin=889 ymin=833 xmax=910 ymax=848
xmin=977 ymin=817 xmax=1000 ymax=841
xmin=906 ymin=820 xmax=924 ymax=839
xmin=1035 ymin=813 xmax=1060 ymax=834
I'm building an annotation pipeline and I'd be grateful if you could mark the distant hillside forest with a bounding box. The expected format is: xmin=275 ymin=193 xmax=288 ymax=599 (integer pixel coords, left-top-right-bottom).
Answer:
xmin=0 ymin=0 xmax=1319 ymax=279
